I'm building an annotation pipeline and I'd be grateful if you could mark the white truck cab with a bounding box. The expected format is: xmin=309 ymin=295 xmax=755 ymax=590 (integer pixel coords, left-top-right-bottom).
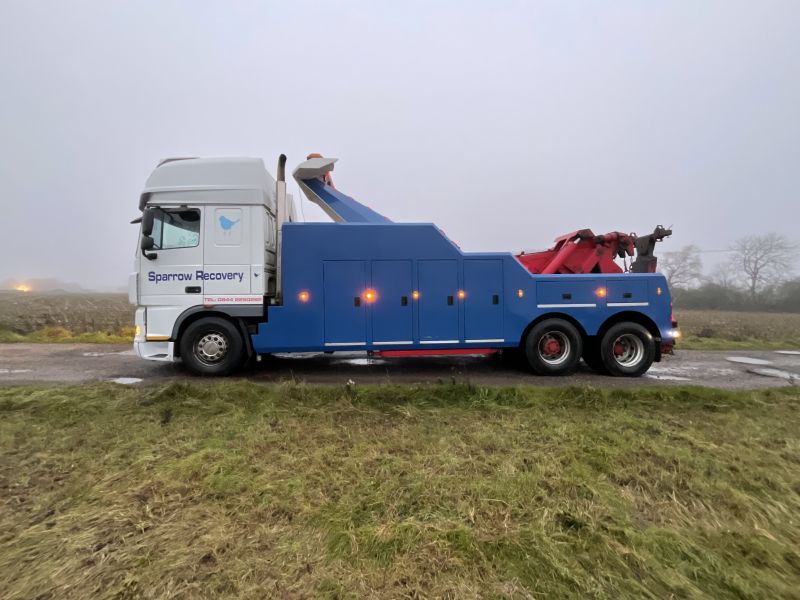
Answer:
xmin=131 ymin=156 xmax=294 ymax=369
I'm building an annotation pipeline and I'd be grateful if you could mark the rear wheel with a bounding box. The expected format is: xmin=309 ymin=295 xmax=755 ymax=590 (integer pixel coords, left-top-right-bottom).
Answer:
xmin=599 ymin=322 xmax=655 ymax=377
xmin=524 ymin=319 xmax=583 ymax=375
xmin=179 ymin=317 xmax=245 ymax=376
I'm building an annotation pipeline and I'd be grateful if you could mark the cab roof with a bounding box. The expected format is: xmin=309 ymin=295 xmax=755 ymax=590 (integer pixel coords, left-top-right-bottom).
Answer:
xmin=139 ymin=157 xmax=277 ymax=210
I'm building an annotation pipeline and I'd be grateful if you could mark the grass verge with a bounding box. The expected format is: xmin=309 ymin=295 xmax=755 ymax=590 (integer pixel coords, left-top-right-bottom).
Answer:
xmin=1 ymin=382 xmax=799 ymax=599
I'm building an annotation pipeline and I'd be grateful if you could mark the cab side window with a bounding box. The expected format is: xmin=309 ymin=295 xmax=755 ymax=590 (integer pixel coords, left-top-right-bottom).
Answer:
xmin=151 ymin=209 xmax=201 ymax=250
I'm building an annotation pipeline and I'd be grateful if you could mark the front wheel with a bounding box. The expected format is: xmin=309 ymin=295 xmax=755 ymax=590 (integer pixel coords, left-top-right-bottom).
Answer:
xmin=179 ymin=317 xmax=246 ymax=376
xmin=524 ymin=319 xmax=583 ymax=375
xmin=599 ymin=322 xmax=655 ymax=377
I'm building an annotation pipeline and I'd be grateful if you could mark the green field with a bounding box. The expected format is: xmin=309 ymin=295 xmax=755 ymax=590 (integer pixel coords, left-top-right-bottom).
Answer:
xmin=676 ymin=310 xmax=800 ymax=350
xmin=1 ymin=382 xmax=799 ymax=599
xmin=0 ymin=291 xmax=133 ymax=342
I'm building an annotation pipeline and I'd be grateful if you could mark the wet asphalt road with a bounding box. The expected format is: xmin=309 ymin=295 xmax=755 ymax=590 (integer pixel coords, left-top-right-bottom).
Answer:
xmin=0 ymin=344 xmax=799 ymax=388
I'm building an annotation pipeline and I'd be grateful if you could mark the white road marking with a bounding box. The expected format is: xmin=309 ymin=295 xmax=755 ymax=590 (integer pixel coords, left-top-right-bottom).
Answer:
xmin=775 ymin=350 xmax=800 ymax=356
xmin=109 ymin=377 xmax=143 ymax=385
xmin=726 ymin=356 xmax=772 ymax=366
xmin=0 ymin=368 xmax=33 ymax=374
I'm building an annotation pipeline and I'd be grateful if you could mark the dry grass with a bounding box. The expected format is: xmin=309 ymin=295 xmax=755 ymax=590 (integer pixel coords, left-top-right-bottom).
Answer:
xmin=0 ymin=291 xmax=132 ymax=336
xmin=1 ymin=382 xmax=799 ymax=599
xmin=676 ymin=310 xmax=800 ymax=350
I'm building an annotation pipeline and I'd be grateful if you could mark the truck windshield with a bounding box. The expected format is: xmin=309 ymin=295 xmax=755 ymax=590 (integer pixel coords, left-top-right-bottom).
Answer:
xmin=150 ymin=209 xmax=200 ymax=250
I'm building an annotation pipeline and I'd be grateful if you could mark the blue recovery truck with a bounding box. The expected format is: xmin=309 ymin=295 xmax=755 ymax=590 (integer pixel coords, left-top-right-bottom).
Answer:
xmin=131 ymin=155 xmax=679 ymax=376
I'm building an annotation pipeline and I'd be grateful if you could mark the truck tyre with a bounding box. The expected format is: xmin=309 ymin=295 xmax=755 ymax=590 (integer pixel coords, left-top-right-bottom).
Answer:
xmin=179 ymin=317 xmax=246 ymax=376
xmin=524 ymin=319 xmax=582 ymax=375
xmin=599 ymin=322 xmax=655 ymax=377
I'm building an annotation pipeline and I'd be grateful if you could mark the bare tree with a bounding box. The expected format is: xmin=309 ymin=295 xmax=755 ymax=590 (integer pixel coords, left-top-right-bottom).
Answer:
xmin=659 ymin=245 xmax=703 ymax=288
xmin=730 ymin=233 xmax=797 ymax=300
xmin=709 ymin=262 xmax=738 ymax=289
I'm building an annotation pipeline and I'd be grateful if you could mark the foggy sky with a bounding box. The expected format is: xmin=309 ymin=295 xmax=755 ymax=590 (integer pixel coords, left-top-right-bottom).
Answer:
xmin=1 ymin=1 xmax=799 ymax=290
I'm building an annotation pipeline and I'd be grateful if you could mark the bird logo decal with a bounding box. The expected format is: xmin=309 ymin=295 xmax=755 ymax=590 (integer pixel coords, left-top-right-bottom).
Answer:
xmin=218 ymin=215 xmax=240 ymax=233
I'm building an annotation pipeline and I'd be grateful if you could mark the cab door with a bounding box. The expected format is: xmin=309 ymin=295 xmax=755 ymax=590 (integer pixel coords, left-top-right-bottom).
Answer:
xmin=138 ymin=206 xmax=204 ymax=336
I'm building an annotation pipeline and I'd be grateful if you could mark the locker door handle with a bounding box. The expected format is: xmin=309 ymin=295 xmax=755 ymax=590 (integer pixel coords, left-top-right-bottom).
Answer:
xmin=354 ymin=297 xmax=361 ymax=307
xmin=623 ymin=292 xmax=632 ymax=299
xmin=400 ymin=295 xmax=408 ymax=306
xmin=492 ymin=294 xmax=499 ymax=305
xmin=185 ymin=286 xmax=201 ymax=294
xmin=447 ymin=295 xmax=454 ymax=305
xmin=562 ymin=292 xmax=572 ymax=300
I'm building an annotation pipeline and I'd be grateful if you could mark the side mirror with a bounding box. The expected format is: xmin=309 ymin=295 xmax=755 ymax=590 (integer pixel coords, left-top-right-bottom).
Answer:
xmin=141 ymin=234 xmax=157 ymax=260
xmin=142 ymin=208 xmax=155 ymax=236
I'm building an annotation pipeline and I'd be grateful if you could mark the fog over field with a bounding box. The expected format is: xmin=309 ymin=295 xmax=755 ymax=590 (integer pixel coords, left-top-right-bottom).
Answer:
xmin=1 ymin=1 xmax=799 ymax=290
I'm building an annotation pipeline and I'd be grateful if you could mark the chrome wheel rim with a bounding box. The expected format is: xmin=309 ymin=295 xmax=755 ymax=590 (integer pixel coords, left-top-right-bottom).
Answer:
xmin=538 ymin=331 xmax=571 ymax=366
xmin=612 ymin=334 xmax=644 ymax=367
xmin=195 ymin=332 xmax=228 ymax=365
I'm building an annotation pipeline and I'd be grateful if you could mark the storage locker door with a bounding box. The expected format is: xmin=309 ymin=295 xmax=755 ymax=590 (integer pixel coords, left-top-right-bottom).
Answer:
xmin=418 ymin=260 xmax=459 ymax=343
xmin=323 ymin=261 xmax=367 ymax=345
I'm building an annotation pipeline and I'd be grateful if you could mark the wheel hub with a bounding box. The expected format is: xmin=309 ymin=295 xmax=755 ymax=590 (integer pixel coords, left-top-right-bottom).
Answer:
xmin=538 ymin=331 xmax=570 ymax=366
xmin=612 ymin=334 xmax=644 ymax=367
xmin=196 ymin=332 xmax=228 ymax=364
xmin=544 ymin=339 xmax=562 ymax=356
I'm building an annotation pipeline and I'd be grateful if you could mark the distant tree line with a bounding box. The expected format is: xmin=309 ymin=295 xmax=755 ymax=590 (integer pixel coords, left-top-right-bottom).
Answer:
xmin=658 ymin=233 xmax=800 ymax=313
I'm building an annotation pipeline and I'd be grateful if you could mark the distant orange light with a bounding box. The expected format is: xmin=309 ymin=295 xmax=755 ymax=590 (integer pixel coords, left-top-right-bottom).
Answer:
xmin=14 ymin=284 xmax=31 ymax=293
xmin=595 ymin=287 xmax=607 ymax=298
xmin=657 ymin=287 xmax=662 ymax=296
xmin=517 ymin=289 xmax=524 ymax=298
xmin=298 ymin=291 xmax=310 ymax=302
xmin=457 ymin=290 xmax=466 ymax=299
xmin=412 ymin=290 xmax=420 ymax=300
xmin=364 ymin=289 xmax=377 ymax=302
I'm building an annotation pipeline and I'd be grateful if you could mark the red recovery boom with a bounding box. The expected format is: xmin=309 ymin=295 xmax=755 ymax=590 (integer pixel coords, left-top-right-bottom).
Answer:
xmin=516 ymin=226 xmax=672 ymax=275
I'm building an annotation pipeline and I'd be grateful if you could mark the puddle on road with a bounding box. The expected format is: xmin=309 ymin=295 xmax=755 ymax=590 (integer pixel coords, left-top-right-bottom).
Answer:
xmin=109 ymin=377 xmax=143 ymax=385
xmin=338 ymin=358 xmax=388 ymax=366
xmin=726 ymin=356 xmax=772 ymax=366
xmin=748 ymin=368 xmax=800 ymax=381
xmin=644 ymin=373 xmax=691 ymax=381
xmin=775 ymin=350 xmax=800 ymax=356
xmin=83 ymin=350 xmax=136 ymax=357
xmin=0 ymin=368 xmax=33 ymax=374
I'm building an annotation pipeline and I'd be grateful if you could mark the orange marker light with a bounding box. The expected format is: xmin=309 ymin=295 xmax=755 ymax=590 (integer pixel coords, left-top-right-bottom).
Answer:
xmin=595 ymin=287 xmax=607 ymax=298
xmin=364 ymin=289 xmax=377 ymax=302
xmin=412 ymin=290 xmax=420 ymax=300
xmin=657 ymin=287 xmax=662 ymax=296
xmin=298 ymin=291 xmax=310 ymax=302
xmin=457 ymin=290 xmax=466 ymax=299
xmin=517 ymin=289 xmax=524 ymax=298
